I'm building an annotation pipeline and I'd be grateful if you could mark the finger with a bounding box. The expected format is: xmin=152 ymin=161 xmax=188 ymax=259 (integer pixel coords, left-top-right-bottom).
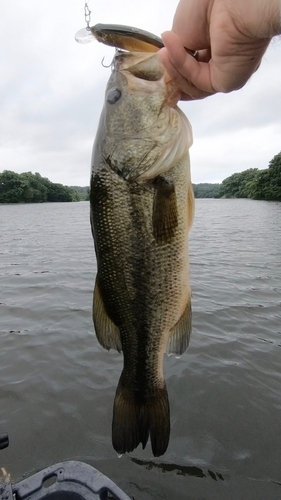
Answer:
xmin=172 ymin=0 xmax=210 ymax=49
xmin=158 ymin=47 xmax=214 ymax=100
xmin=161 ymin=31 xmax=216 ymax=94
xmin=162 ymin=31 xmax=213 ymax=94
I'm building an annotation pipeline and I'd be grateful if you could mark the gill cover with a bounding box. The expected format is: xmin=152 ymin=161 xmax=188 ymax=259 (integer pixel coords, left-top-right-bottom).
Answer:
xmin=102 ymin=51 xmax=193 ymax=184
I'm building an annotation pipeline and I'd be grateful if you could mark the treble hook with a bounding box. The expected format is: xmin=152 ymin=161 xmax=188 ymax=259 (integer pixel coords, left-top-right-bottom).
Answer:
xmin=101 ymin=56 xmax=114 ymax=68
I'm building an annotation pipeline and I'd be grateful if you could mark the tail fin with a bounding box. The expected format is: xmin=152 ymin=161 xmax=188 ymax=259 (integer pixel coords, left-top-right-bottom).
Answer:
xmin=112 ymin=374 xmax=170 ymax=457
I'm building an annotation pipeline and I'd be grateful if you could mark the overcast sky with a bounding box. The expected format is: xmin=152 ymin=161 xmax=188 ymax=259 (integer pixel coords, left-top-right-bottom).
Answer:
xmin=1 ymin=0 xmax=281 ymax=186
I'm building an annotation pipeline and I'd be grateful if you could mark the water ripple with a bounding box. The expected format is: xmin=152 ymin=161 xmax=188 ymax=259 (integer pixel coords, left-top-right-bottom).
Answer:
xmin=1 ymin=199 xmax=281 ymax=499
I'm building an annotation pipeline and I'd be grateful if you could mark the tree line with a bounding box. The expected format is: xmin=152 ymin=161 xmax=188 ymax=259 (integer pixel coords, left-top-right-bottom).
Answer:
xmin=1 ymin=152 xmax=280 ymax=203
xmin=69 ymin=185 xmax=90 ymax=201
xmin=192 ymin=151 xmax=281 ymax=200
xmin=192 ymin=183 xmax=221 ymax=198
xmin=0 ymin=170 xmax=79 ymax=203
xmin=217 ymin=152 xmax=281 ymax=201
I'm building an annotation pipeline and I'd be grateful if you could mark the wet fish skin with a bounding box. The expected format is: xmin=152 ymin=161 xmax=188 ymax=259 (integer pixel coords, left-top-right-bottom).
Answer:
xmin=89 ymin=23 xmax=197 ymax=57
xmin=90 ymin=23 xmax=163 ymax=52
xmin=90 ymin=51 xmax=194 ymax=457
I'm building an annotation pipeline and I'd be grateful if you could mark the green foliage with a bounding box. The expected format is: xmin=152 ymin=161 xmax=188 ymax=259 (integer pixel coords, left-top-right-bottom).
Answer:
xmin=269 ymin=151 xmax=281 ymax=170
xmin=0 ymin=170 xmax=26 ymax=203
xmin=47 ymin=183 xmax=79 ymax=202
xmin=218 ymin=153 xmax=281 ymax=201
xmin=218 ymin=168 xmax=259 ymax=198
xmin=20 ymin=172 xmax=48 ymax=203
xmin=70 ymin=186 xmax=90 ymax=201
xmin=252 ymin=152 xmax=281 ymax=201
xmin=0 ymin=170 xmax=79 ymax=204
xmin=193 ymin=183 xmax=221 ymax=198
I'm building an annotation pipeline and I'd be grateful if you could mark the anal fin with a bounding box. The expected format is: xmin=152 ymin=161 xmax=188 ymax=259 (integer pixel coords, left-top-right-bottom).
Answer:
xmin=93 ymin=277 xmax=122 ymax=352
xmin=166 ymin=298 xmax=192 ymax=357
xmin=152 ymin=176 xmax=178 ymax=244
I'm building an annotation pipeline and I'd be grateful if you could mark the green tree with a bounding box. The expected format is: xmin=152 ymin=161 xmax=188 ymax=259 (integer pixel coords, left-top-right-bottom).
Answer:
xmin=85 ymin=187 xmax=90 ymax=201
xmin=193 ymin=183 xmax=221 ymax=198
xmin=219 ymin=168 xmax=259 ymax=198
xmin=218 ymin=153 xmax=281 ymax=201
xmin=0 ymin=170 xmax=79 ymax=204
xmin=19 ymin=172 xmax=48 ymax=203
xmin=47 ymin=183 xmax=79 ymax=202
xmin=70 ymin=185 xmax=90 ymax=201
xmin=251 ymin=153 xmax=281 ymax=201
xmin=0 ymin=170 xmax=26 ymax=203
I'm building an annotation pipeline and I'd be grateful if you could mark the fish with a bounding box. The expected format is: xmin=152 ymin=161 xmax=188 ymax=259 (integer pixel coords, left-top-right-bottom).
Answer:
xmin=75 ymin=23 xmax=163 ymax=50
xmin=90 ymin=24 xmax=163 ymax=52
xmin=90 ymin=49 xmax=194 ymax=457
xmin=76 ymin=23 xmax=197 ymax=58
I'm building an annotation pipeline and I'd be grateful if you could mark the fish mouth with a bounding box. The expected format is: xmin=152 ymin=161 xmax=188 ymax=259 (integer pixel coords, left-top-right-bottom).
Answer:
xmin=114 ymin=50 xmax=163 ymax=80
xmin=113 ymin=50 xmax=181 ymax=106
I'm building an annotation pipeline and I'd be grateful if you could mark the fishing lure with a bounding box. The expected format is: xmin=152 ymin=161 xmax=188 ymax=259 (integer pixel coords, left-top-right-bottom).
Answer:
xmin=76 ymin=23 xmax=163 ymax=52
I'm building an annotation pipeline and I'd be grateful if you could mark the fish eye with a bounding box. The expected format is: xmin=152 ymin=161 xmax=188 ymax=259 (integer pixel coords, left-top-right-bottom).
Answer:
xmin=107 ymin=88 xmax=122 ymax=104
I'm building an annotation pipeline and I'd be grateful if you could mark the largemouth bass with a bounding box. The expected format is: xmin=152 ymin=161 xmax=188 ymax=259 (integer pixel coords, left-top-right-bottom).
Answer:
xmin=90 ymin=50 xmax=194 ymax=457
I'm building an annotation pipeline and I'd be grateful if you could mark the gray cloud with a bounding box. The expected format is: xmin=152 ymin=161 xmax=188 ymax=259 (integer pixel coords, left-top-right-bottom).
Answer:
xmin=1 ymin=1 xmax=280 ymax=186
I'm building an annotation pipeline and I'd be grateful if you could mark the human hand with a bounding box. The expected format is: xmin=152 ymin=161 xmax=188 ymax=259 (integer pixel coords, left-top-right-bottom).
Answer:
xmin=158 ymin=0 xmax=281 ymax=100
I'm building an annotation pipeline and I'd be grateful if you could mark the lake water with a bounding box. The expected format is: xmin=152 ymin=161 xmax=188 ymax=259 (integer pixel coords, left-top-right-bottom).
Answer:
xmin=0 ymin=199 xmax=280 ymax=500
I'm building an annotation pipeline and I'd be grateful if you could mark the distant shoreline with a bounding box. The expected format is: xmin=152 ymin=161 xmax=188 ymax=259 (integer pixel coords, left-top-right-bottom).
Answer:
xmin=1 ymin=152 xmax=280 ymax=202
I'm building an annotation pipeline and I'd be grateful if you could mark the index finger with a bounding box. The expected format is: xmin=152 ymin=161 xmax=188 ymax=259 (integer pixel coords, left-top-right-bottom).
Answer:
xmin=158 ymin=46 xmax=213 ymax=100
xmin=160 ymin=31 xmax=216 ymax=94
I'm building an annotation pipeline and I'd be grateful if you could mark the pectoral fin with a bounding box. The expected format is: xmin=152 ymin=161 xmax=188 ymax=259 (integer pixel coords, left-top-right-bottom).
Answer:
xmin=93 ymin=277 xmax=122 ymax=352
xmin=166 ymin=299 xmax=192 ymax=356
xmin=153 ymin=176 xmax=178 ymax=244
